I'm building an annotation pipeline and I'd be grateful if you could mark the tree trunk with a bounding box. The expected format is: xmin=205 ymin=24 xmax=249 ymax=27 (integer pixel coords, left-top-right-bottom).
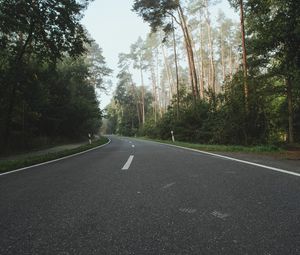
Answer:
xmin=150 ymin=65 xmax=158 ymax=123
xmin=220 ymin=29 xmax=226 ymax=81
xmin=160 ymin=36 xmax=175 ymax=97
xmin=155 ymin=47 xmax=162 ymax=118
xmin=229 ymin=47 xmax=233 ymax=79
xmin=130 ymin=77 xmax=141 ymax=126
xmin=140 ymin=68 xmax=145 ymax=124
xmin=286 ymin=77 xmax=294 ymax=143
xmin=172 ymin=19 xmax=180 ymax=119
xmin=177 ymin=5 xmax=199 ymax=100
xmin=239 ymin=0 xmax=249 ymax=111
xmin=199 ymin=20 xmax=205 ymax=99
xmin=190 ymin=26 xmax=203 ymax=98
xmin=205 ymin=8 xmax=215 ymax=94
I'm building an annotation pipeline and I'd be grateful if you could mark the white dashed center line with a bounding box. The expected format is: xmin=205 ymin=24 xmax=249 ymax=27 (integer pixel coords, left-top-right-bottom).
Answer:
xmin=162 ymin=182 xmax=176 ymax=189
xmin=211 ymin=211 xmax=229 ymax=220
xmin=179 ymin=208 xmax=197 ymax=214
xmin=122 ymin=155 xmax=134 ymax=170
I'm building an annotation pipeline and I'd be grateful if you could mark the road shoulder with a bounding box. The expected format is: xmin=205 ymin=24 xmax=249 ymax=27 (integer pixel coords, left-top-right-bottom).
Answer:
xmin=215 ymin=151 xmax=300 ymax=174
xmin=133 ymin=137 xmax=300 ymax=175
xmin=0 ymin=137 xmax=110 ymax=175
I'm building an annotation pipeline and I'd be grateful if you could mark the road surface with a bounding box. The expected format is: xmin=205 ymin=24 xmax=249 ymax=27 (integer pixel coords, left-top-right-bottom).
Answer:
xmin=0 ymin=136 xmax=299 ymax=254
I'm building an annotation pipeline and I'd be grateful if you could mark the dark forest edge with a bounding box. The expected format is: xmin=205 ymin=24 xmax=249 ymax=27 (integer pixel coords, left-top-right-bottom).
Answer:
xmin=0 ymin=137 xmax=109 ymax=174
xmin=0 ymin=1 xmax=111 ymax=155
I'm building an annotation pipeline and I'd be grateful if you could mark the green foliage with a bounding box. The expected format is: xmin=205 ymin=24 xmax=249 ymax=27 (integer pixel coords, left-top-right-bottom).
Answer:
xmin=133 ymin=0 xmax=179 ymax=33
xmin=0 ymin=55 xmax=106 ymax=152
xmin=106 ymin=68 xmax=153 ymax=137
xmin=139 ymin=71 xmax=281 ymax=146
xmin=85 ymin=40 xmax=113 ymax=90
xmin=0 ymin=1 xmax=113 ymax=153
xmin=44 ymin=58 xmax=103 ymax=138
xmin=102 ymin=1 xmax=300 ymax=147
xmin=0 ymin=0 xmax=91 ymax=61
xmin=244 ymin=0 xmax=300 ymax=143
xmin=139 ymin=137 xmax=281 ymax=153
xmin=0 ymin=0 xmax=108 ymax=153
xmin=139 ymin=117 xmax=160 ymax=138
xmin=106 ymin=73 xmax=138 ymax=136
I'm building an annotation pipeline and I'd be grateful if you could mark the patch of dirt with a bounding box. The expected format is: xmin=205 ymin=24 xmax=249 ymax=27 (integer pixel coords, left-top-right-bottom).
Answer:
xmin=277 ymin=150 xmax=300 ymax=160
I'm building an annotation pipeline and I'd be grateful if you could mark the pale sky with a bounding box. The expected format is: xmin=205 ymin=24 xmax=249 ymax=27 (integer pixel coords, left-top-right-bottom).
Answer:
xmin=81 ymin=0 xmax=238 ymax=108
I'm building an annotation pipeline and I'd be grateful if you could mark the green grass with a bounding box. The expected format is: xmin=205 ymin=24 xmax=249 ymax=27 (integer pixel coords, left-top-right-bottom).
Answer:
xmin=0 ymin=137 xmax=109 ymax=174
xmin=137 ymin=137 xmax=282 ymax=153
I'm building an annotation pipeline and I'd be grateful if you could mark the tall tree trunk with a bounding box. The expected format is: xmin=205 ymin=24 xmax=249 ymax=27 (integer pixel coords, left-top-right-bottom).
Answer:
xmin=177 ymin=5 xmax=199 ymax=100
xmin=229 ymin=47 xmax=233 ymax=79
xmin=239 ymin=0 xmax=249 ymax=111
xmin=172 ymin=19 xmax=180 ymax=119
xmin=130 ymin=76 xmax=141 ymax=126
xmin=155 ymin=47 xmax=162 ymax=118
xmin=199 ymin=20 xmax=205 ymax=99
xmin=190 ymin=26 xmax=203 ymax=98
xmin=286 ymin=77 xmax=294 ymax=143
xmin=203 ymin=66 xmax=207 ymax=95
xmin=235 ymin=55 xmax=240 ymax=73
xmin=220 ymin=28 xmax=226 ymax=81
xmin=205 ymin=6 xmax=216 ymax=94
xmin=140 ymin=68 xmax=145 ymax=124
xmin=150 ymin=65 xmax=158 ymax=123
xmin=160 ymin=36 xmax=175 ymax=97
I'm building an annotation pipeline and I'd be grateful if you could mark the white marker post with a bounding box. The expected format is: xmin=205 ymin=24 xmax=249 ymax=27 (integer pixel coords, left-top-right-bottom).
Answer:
xmin=88 ymin=133 xmax=91 ymax=145
xmin=171 ymin=130 xmax=175 ymax=143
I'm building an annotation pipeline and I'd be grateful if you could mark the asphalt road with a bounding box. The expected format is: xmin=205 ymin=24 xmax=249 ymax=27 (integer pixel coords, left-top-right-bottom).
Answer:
xmin=0 ymin=136 xmax=299 ymax=254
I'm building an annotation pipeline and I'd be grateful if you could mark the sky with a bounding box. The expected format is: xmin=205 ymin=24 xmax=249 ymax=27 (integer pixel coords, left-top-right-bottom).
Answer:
xmin=81 ymin=0 xmax=238 ymax=108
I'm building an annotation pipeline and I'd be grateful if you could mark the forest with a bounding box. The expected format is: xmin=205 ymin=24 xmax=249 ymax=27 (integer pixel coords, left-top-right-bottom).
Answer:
xmin=106 ymin=0 xmax=300 ymax=146
xmin=0 ymin=0 xmax=299 ymax=155
xmin=0 ymin=0 xmax=111 ymax=153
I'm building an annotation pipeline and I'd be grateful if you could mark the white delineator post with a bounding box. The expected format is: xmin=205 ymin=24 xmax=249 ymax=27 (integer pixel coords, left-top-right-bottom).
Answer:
xmin=88 ymin=133 xmax=91 ymax=144
xmin=171 ymin=130 xmax=175 ymax=143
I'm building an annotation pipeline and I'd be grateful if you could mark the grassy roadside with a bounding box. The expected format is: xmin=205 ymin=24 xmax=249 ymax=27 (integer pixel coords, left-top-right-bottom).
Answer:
xmin=136 ymin=137 xmax=300 ymax=161
xmin=137 ymin=137 xmax=282 ymax=153
xmin=0 ymin=137 xmax=109 ymax=174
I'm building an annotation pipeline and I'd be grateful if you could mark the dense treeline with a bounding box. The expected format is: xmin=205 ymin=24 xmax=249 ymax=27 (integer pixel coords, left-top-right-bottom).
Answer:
xmin=0 ymin=0 xmax=111 ymax=153
xmin=106 ymin=0 xmax=299 ymax=146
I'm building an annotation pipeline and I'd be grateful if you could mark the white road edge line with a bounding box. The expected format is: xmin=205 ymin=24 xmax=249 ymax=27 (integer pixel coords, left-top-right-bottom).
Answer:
xmin=122 ymin=155 xmax=134 ymax=170
xmin=0 ymin=138 xmax=111 ymax=177
xmin=133 ymin=139 xmax=300 ymax=177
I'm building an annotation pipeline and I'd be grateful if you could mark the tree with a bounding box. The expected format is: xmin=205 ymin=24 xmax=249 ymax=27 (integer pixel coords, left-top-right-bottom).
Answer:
xmin=0 ymin=0 xmax=92 ymax=146
xmin=144 ymin=33 xmax=160 ymax=122
xmin=85 ymin=40 xmax=112 ymax=90
xmin=109 ymin=69 xmax=153 ymax=136
xmin=118 ymin=53 xmax=143 ymax=126
xmin=245 ymin=0 xmax=300 ymax=143
xmin=228 ymin=0 xmax=249 ymax=110
xmin=130 ymin=37 xmax=148 ymax=124
xmin=133 ymin=0 xmax=200 ymax=100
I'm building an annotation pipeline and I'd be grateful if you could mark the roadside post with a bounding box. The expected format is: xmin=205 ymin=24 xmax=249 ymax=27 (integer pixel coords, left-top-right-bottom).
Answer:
xmin=88 ymin=133 xmax=91 ymax=144
xmin=171 ymin=130 xmax=175 ymax=143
